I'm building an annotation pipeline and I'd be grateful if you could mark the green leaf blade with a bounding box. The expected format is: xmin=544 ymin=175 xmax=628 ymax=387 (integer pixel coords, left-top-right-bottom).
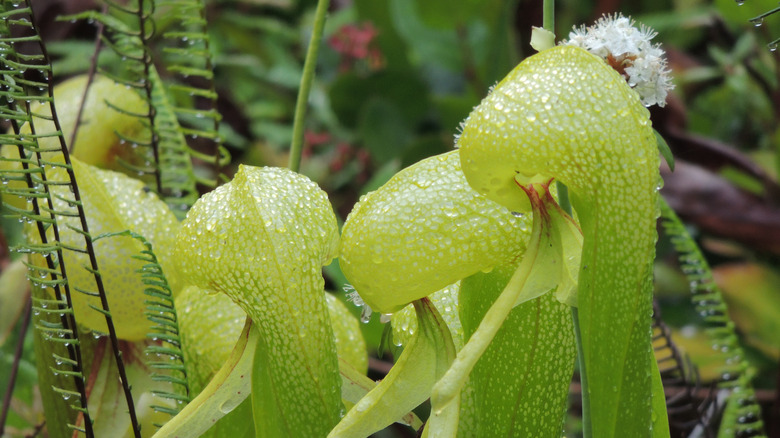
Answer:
xmin=328 ymin=298 xmax=456 ymax=438
xmin=458 ymin=264 xmax=576 ymax=437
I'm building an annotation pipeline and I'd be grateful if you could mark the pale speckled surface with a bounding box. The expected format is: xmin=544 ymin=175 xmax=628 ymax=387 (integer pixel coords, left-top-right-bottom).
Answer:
xmin=1 ymin=75 xmax=149 ymax=210
xmin=339 ymin=150 xmax=532 ymax=314
xmin=325 ymin=292 xmax=369 ymax=375
xmin=36 ymin=158 xmax=179 ymax=341
xmin=391 ymin=282 xmax=462 ymax=350
xmin=458 ymin=46 xmax=660 ymax=437
xmin=177 ymin=287 xmax=368 ymax=395
xmin=458 ymin=46 xmax=657 ymax=214
xmin=177 ymin=285 xmax=246 ymax=394
xmin=457 ymin=263 xmax=575 ymax=437
xmin=175 ymin=165 xmax=342 ymax=436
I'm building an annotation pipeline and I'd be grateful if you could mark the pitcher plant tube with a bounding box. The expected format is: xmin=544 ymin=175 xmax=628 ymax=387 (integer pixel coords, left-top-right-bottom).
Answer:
xmin=337 ymin=18 xmax=673 ymax=438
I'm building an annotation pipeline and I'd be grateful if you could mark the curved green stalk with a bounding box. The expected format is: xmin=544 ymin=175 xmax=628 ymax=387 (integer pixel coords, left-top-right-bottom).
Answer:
xmin=430 ymin=180 xmax=581 ymax=414
xmin=336 ymin=358 xmax=423 ymax=430
xmin=289 ymin=0 xmax=330 ymax=172
xmin=153 ymin=319 xmax=257 ymax=438
xmin=153 ymin=318 xmax=399 ymax=438
xmin=542 ymin=0 xmax=554 ymax=33
xmin=328 ymin=298 xmax=455 ymax=438
xmin=430 ymin=216 xmax=542 ymax=412
xmin=458 ymin=46 xmax=666 ymax=437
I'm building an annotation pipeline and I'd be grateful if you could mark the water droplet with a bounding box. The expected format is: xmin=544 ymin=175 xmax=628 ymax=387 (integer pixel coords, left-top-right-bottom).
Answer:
xmin=218 ymin=397 xmax=241 ymax=414
xmin=750 ymin=17 xmax=764 ymax=27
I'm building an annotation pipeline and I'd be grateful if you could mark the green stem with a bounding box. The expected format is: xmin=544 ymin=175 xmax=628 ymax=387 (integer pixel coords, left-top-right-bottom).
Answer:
xmin=288 ymin=0 xmax=330 ymax=173
xmin=458 ymin=44 xmax=660 ymax=438
xmin=430 ymin=182 xmax=558 ymax=413
xmin=572 ymin=307 xmax=591 ymax=438
xmin=542 ymin=0 xmax=554 ymax=33
xmin=555 ymin=182 xmax=570 ymax=214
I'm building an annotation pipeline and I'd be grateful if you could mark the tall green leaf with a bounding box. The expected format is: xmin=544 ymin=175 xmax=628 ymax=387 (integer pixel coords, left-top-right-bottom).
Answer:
xmin=457 ymin=46 xmax=667 ymax=437
xmin=457 ymin=264 xmax=575 ymax=437
xmin=175 ymin=166 xmax=343 ymax=436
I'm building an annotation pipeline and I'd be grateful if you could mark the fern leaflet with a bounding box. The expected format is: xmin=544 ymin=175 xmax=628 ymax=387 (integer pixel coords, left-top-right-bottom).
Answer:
xmin=64 ymin=1 xmax=201 ymax=219
xmin=94 ymin=230 xmax=190 ymax=425
xmin=158 ymin=0 xmax=228 ymax=188
xmin=660 ymin=198 xmax=766 ymax=437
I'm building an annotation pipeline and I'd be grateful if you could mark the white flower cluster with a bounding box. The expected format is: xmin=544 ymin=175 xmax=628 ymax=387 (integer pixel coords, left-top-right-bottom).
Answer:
xmin=563 ymin=14 xmax=674 ymax=107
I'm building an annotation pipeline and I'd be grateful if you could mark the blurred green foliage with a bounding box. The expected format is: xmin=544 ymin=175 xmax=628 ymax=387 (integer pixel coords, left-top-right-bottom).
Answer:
xmin=3 ymin=0 xmax=780 ymax=436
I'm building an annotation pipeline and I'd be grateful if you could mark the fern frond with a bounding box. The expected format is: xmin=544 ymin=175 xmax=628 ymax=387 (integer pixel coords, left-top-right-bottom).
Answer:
xmin=0 ymin=4 xmax=96 ymax=435
xmin=659 ymin=198 xmax=766 ymax=437
xmin=158 ymin=0 xmax=227 ymax=188
xmin=0 ymin=3 xmax=149 ymax=436
xmin=94 ymin=230 xmax=190 ymax=425
xmin=147 ymin=66 xmax=200 ymax=217
xmin=653 ymin=301 xmax=719 ymax=437
xmin=64 ymin=3 xmax=201 ymax=219
xmin=747 ymin=5 xmax=780 ymax=50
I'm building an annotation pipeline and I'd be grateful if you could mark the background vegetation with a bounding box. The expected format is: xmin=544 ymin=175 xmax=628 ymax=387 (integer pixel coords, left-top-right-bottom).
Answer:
xmin=1 ymin=0 xmax=779 ymax=436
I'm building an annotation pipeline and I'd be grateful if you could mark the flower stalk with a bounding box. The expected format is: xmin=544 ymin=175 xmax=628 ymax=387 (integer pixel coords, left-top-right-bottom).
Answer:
xmin=289 ymin=0 xmax=330 ymax=172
